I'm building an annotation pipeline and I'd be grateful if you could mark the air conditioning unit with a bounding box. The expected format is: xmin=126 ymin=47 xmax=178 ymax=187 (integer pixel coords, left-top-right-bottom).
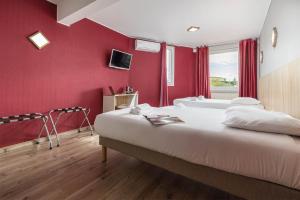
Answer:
xmin=135 ymin=39 xmax=161 ymax=53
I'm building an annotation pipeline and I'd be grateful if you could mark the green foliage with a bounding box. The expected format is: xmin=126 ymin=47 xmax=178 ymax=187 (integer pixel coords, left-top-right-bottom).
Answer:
xmin=210 ymin=77 xmax=237 ymax=87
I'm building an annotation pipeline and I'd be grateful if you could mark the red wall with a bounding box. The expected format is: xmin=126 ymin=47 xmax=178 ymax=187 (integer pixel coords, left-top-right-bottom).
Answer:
xmin=168 ymin=46 xmax=195 ymax=103
xmin=129 ymin=44 xmax=195 ymax=106
xmin=129 ymin=39 xmax=162 ymax=106
xmin=0 ymin=0 xmax=131 ymax=147
xmin=0 ymin=0 xmax=195 ymax=147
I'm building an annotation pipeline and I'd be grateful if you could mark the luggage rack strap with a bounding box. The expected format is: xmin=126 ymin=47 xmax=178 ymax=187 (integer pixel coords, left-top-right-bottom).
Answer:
xmin=0 ymin=113 xmax=46 ymax=124
xmin=52 ymin=106 xmax=87 ymax=113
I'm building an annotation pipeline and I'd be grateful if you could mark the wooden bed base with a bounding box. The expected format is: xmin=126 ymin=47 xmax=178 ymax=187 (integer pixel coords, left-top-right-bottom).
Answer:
xmin=99 ymin=136 xmax=300 ymax=200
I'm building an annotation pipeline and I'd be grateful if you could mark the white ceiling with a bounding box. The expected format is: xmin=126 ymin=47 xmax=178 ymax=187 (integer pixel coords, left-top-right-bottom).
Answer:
xmin=48 ymin=0 xmax=271 ymax=47
xmin=48 ymin=0 xmax=60 ymax=4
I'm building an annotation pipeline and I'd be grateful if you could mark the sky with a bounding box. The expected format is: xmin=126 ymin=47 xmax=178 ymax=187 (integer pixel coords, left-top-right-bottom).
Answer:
xmin=209 ymin=51 xmax=238 ymax=81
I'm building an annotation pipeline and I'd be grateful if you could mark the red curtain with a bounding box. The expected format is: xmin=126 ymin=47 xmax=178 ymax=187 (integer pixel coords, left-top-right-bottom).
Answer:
xmin=160 ymin=42 xmax=169 ymax=106
xmin=239 ymin=39 xmax=257 ymax=98
xmin=195 ymin=46 xmax=211 ymax=98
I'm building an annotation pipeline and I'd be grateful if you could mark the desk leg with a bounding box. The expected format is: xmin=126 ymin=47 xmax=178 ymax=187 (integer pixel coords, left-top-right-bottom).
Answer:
xmin=102 ymin=146 xmax=107 ymax=163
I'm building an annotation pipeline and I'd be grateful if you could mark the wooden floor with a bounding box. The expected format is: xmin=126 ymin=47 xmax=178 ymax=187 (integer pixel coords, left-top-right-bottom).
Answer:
xmin=0 ymin=133 xmax=243 ymax=200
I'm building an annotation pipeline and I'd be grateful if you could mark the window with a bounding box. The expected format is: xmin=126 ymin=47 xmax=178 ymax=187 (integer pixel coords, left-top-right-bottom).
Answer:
xmin=209 ymin=47 xmax=239 ymax=93
xmin=166 ymin=46 xmax=175 ymax=86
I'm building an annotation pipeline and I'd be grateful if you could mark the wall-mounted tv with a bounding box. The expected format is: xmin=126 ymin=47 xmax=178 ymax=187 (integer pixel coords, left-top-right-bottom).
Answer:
xmin=109 ymin=49 xmax=132 ymax=70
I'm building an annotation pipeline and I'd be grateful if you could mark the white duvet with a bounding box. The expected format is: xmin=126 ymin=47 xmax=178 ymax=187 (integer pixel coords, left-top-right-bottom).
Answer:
xmin=94 ymin=106 xmax=300 ymax=190
xmin=173 ymin=97 xmax=264 ymax=109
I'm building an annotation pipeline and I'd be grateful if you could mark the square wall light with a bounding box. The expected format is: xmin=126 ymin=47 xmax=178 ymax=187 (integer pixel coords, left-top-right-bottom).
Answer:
xmin=28 ymin=31 xmax=50 ymax=49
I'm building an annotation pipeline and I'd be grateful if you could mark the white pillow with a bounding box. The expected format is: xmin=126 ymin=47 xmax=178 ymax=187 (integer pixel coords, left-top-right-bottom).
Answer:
xmin=223 ymin=106 xmax=300 ymax=136
xmin=231 ymin=97 xmax=260 ymax=105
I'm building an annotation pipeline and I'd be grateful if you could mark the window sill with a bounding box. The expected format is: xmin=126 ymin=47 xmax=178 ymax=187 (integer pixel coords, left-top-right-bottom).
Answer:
xmin=211 ymin=87 xmax=238 ymax=93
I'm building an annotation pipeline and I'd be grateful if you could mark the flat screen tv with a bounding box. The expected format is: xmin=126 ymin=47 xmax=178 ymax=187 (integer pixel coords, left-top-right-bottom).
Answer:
xmin=109 ymin=49 xmax=132 ymax=70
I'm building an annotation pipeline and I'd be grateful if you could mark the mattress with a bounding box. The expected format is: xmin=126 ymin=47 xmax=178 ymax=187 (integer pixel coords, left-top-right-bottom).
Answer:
xmin=94 ymin=106 xmax=300 ymax=190
xmin=173 ymin=97 xmax=264 ymax=109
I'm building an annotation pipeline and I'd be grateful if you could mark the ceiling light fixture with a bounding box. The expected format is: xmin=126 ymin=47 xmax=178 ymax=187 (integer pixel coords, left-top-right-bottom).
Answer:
xmin=187 ymin=26 xmax=200 ymax=32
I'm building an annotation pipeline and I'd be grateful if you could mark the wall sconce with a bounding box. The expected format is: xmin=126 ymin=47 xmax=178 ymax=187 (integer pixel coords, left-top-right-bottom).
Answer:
xmin=28 ymin=31 xmax=50 ymax=49
xmin=260 ymin=51 xmax=264 ymax=64
xmin=272 ymin=27 xmax=278 ymax=48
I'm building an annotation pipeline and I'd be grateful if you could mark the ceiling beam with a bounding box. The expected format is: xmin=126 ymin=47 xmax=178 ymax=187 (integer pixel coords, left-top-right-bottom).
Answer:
xmin=56 ymin=0 xmax=119 ymax=26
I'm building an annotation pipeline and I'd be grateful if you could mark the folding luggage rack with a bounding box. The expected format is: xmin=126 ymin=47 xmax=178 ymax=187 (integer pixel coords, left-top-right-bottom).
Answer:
xmin=1 ymin=107 xmax=93 ymax=150
xmin=46 ymin=106 xmax=94 ymax=147
xmin=0 ymin=113 xmax=52 ymax=148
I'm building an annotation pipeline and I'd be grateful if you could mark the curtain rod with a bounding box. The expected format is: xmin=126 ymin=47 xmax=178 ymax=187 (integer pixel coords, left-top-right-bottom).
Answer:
xmin=207 ymin=40 xmax=239 ymax=48
xmin=207 ymin=37 xmax=258 ymax=47
xmin=134 ymin=38 xmax=257 ymax=49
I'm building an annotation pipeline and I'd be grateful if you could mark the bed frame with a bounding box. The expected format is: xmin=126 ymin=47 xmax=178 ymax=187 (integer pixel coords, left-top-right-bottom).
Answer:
xmin=98 ymin=59 xmax=300 ymax=199
xmin=100 ymin=136 xmax=300 ymax=200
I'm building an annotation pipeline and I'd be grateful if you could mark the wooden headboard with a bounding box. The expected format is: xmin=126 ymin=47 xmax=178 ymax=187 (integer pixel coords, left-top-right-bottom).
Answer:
xmin=259 ymin=58 xmax=300 ymax=118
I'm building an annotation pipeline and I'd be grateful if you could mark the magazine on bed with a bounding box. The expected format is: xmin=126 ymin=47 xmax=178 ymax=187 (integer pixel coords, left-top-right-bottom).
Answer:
xmin=143 ymin=114 xmax=184 ymax=126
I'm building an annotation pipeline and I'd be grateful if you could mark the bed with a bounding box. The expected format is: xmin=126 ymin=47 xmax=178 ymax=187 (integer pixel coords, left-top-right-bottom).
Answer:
xmin=173 ymin=97 xmax=264 ymax=109
xmin=94 ymin=106 xmax=300 ymax=200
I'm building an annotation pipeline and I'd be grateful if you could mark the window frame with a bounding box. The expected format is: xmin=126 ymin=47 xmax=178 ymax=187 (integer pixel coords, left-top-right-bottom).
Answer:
xmin=209 ymin=43 xmax=239 ymax=93
xmin=166 ymin=45 xmax=175 ymax=86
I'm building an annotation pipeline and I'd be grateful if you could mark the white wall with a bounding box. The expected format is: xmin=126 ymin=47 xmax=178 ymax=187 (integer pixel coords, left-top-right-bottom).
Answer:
xmin=260 ymin=0 xmax=300 ymax=77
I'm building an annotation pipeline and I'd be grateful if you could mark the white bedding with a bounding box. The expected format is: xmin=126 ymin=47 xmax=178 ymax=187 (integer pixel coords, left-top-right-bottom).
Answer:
xmin=173 ymin=97 xmax=264 ymax=109
xmin=94 ymin=106 xmax=300 ymax=190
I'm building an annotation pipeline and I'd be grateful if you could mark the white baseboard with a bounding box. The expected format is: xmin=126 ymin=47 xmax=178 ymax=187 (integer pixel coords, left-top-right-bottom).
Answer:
xmin=0 ymin=126 xmax=93 ymax=154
